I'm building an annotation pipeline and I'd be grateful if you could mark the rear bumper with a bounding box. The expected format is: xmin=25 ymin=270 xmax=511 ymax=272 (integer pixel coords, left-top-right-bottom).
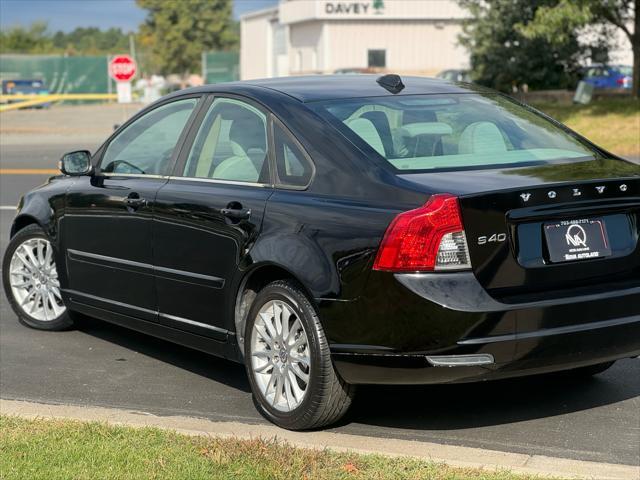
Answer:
xmin=332 ymin=313 xmax=640 ymax=384
xmin=323 ymin=272 xmax=640 ymax=385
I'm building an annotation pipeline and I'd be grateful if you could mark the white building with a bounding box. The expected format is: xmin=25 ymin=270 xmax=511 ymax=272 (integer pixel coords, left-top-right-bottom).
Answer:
xmin=240 ymin=0 xmax=633 ymax=81
xmin=240 ymin=0 xmax=470 ymax=80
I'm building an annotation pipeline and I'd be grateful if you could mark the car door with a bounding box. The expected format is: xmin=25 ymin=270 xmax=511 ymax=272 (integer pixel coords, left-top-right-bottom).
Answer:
xmin=152 ymin=95 xmax=273 ymax=339
xmin=63 ymin=96 xmax=201 ymax=320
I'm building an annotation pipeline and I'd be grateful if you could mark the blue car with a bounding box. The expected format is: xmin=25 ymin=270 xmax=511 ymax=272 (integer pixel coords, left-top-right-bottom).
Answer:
xmin=581 ymin=64 xmax=633 ymax=90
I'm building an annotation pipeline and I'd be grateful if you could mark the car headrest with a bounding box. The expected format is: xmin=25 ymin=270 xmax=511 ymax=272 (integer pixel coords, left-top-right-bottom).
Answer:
xmin=398 ymin=122 xmax=453 ymax=137
xmin=458 ymin=122 xmax=507 ymax=154
xmin=346 ymin=117 xmax=385 ymax=156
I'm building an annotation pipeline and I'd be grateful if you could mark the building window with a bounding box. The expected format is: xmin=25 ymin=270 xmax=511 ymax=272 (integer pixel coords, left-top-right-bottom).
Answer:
xmin=368 ymin=49 xmax=386 ymax=68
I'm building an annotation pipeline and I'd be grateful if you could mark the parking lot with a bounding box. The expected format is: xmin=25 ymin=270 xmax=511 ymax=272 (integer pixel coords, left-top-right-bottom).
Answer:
xmin=0 ymin=104 xmax=639 ymax=467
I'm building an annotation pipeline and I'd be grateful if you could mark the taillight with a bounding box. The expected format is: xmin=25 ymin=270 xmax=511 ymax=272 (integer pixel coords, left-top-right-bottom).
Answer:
xmin=373 ymin=194 xmax=471 ymax=272
xmin=616 ymin=77 xmax=624 ymax=85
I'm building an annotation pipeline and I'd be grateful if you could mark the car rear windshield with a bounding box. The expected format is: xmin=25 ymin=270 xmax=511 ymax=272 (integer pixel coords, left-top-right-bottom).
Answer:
xmin=313 ymin=94 xmax=599 ymax=172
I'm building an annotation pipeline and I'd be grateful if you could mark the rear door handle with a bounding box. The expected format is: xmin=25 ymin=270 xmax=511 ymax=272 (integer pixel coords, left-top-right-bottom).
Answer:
xmin=124 ymin=196 xmax=147 ymax=209
xmin=221 ymin=208 xmax=251 ymax=220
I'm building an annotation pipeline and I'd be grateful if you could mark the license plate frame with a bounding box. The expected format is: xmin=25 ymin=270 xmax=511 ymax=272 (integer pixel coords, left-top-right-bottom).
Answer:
xmin=543 ymin=217 xmax=612 ymax=264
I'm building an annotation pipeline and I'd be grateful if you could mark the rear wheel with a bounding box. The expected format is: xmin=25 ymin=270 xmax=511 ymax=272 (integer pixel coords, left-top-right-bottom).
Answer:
xmin=244 ymin=280 xmax=355 ymax=430
xmin=2 ymin=224 xmax=74 ymax=330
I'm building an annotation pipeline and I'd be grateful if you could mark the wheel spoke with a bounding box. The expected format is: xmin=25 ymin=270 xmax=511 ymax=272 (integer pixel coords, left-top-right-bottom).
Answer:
xmin=273 ymin=371 xmax=283 ymax=406
xmin=251 ymin=350 xmax=272 ymax=360
xmin=291 ymin=353 xmax=310 ymax=368
xmin=272 ymin=303 xmax=283 ymax=337
xmin=14 ymin=251 xmax=35 ymax=272
xmin=255 ymin=324 xmax=274 ymax=348
xmin=20 ymin=289 xmax=36 ymax=307
xmin=286 ymin=318 xmax=302 ymax=344
xmin=44 ymin=243 xmax=52 ymax=265
xmin=287 ymin=369 xmax=303 ymax=404
xmin=260 ymin=311 xmax=277 ymax=339
xmin=283 ymin=372 xmax=293 ymax=410
xmin=22 ymin=245 xmax=39 ymax=269
xmin=11 ymin=280 xmax=31 ymax=289
xmin=254 ymin=360 xmax=274 ymax=374
xmin=281 ymin=304 xmax=293 ymax=340
xmin=290 ymin=363 xmax=309 ymax=383
xmin=37 ymin=240 xmax=45 ymax=265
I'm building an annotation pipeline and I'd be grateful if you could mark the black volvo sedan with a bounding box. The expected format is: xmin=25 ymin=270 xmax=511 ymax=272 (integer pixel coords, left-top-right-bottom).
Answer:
xmin=3 ymin=75 xmax=639 ymax=430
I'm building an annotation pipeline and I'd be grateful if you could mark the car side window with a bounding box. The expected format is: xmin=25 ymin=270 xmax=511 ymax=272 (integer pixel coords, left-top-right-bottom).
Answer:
xmin=183 ymin=98 xmax=269 ymax=183
xmin=101 ymin=98 xmax=197 ymax=176
xmin=272 ymin=121 xmax=314 ymax=188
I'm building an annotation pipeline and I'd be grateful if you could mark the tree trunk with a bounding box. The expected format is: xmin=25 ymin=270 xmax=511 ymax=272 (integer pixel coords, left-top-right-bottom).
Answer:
xmin=633 ymin=0 xmax=640 ymax=99
xmin=633 ymin=41 xmax=640 ymax=99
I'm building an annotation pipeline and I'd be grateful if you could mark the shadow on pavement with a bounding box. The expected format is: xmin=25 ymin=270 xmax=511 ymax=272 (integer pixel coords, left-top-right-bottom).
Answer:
xmin=75 ymin=316 xmax=251 ymax=394
xmin=346 ymin=363 xmax=639 ymax=431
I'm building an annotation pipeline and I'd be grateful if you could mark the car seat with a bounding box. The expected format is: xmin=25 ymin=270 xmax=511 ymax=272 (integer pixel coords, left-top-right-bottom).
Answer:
xmin=459 ymin=121 xmax=508 ymax=154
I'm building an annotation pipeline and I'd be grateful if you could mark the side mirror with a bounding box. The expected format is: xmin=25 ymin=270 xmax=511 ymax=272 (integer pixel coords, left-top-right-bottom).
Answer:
xmin=59 ymin=150 xmax=93 ymax=176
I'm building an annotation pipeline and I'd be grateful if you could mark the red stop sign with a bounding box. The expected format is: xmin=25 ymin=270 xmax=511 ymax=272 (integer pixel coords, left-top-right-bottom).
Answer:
xmin=109 ymin=55 xmax=137 ymax=82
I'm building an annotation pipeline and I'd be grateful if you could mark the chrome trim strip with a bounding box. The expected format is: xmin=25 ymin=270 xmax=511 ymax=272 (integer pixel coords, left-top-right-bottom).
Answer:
xmin=64 ymin=289 xmax=156 ymax=316
xmin=67 ymin=249 xmax=225 ymax=288
xmin=159 ymin=312 xmax=229 ymax=335
xmin=167 ymin=175 xmax=269 ymax=188
xmin=100 ymin=173 xmax=169 ymax=179
xmin=459 ymin=314 xmax=640 ymax=345
xmin=426 ymin=354 xmax=495 ymax=367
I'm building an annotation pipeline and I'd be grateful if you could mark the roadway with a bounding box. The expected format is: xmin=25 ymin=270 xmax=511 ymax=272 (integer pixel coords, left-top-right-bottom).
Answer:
xmin=0 ymin=140 xmax=639 ymax=467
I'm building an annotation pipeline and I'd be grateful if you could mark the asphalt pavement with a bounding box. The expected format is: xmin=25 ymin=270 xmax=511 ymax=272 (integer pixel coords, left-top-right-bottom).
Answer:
xmin=0 ymin=138 xmax=639 ymax=467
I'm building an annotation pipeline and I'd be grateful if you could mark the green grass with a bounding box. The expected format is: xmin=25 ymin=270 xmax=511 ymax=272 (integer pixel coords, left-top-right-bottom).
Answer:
xmin=530 ymin=98 xmax=640 ymax=157
xmin=0 ymin=415 xmax=553 ymax=480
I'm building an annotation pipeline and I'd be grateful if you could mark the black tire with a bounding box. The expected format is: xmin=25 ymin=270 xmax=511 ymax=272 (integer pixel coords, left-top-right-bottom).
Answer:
xmin=570 ymin=361 xmax=616 ymax=377
xmin=244 ymin=280 xmax=355 ymax=430
xmin=2 ymin=224 xmax=75 ymax=331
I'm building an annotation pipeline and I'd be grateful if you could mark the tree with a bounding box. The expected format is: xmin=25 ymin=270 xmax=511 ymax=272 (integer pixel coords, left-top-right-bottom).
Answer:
xmin=136 ymin=0 xmax=238 ymax=75
xmin=0 ymin=22 xmax=53 ymax=53
xmin=0 ymin=23 xmax=130 ymax=55
xmin=519 ymin=0 xmax=639 ymax=99
xmin=458 ymin=1 xmax=589 ymax=93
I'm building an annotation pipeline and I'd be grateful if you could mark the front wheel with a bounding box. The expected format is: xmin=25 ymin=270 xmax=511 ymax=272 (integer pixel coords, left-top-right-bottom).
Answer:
xmin=244 ymin=280 xmax=355 ymax=430
xmin=2 ymin=224 xmax=74 ymax=330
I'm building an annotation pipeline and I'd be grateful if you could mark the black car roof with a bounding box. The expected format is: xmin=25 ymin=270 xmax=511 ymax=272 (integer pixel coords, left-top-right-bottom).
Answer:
xmin=181 ymin=75 xmax=489 ymax=103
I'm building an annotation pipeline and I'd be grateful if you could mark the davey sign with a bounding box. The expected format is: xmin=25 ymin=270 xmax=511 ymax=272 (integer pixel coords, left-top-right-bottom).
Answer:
xmin=109 ymin=55 xmax=137 ymax=82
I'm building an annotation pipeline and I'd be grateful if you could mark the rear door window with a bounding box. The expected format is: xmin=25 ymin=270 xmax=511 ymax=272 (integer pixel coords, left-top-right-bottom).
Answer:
xmin=272 ymin=121 xmax=314 ymax=188
xmin=182 ymin=98 xmax=269 ymax=183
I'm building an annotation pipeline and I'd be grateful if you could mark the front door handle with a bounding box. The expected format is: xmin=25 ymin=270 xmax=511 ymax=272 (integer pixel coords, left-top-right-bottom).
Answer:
xmin=124 ymin=195 xmax=147 ymax=210
xmin=221 ymin=207 xmax=251 ymax=220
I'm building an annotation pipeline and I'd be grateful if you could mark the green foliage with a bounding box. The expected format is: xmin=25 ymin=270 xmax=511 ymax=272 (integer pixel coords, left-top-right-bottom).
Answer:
xmin=458 ymin=1 xmax=588 ymax=92
xmin=0 ymin=415 xmax=550 ymax=480
xmin=136 ymin=0 xmax=238 ymax=75
xmin=0 ymin=23 xmax=131 ymax=55
xmin=0 ymin=22 xmax=53 ymax=54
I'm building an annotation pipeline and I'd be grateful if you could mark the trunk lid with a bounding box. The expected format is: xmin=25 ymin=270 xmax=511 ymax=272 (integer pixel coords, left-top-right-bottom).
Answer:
xmin=398 ymin=159 xmax=640 ymax=299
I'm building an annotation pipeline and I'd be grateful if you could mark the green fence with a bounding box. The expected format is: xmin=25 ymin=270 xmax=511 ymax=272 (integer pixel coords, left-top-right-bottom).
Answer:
xmin=202 ymin=51 xmax=239 ymax=84
xmin=0 ymin=55 xmax=110 ymax=94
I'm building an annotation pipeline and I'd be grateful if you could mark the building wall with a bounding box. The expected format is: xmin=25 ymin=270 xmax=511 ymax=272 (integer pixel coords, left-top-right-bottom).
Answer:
xmin=240 ymin=10 xmax=276 ymax=80
xmin=289 ymin=21 xmax=325 ymax=74
xmin=325 ymin=20 xmax=468 ymax=75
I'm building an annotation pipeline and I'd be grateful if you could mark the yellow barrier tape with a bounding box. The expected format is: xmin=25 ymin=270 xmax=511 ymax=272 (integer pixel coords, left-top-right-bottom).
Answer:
xmin=0 ymin=168 xmax=59 ymax=175
xmin=0 ymin=93 xmax=117 ymax=112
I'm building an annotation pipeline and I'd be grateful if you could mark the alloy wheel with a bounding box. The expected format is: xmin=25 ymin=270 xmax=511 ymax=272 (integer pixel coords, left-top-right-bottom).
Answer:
xmin=250 ymin=299 xmax=310 ymax=412
xmin=9 ymin=237 xmax=66 ymax=321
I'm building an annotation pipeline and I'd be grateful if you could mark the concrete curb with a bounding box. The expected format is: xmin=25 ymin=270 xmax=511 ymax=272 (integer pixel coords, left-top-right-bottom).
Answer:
xmin=1 ymin=398 xmax=637 ymax=480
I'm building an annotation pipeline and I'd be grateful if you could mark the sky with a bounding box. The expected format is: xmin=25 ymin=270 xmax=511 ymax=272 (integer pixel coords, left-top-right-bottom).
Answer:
xmin=0 ymin=0 xmax=279 ymax=32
